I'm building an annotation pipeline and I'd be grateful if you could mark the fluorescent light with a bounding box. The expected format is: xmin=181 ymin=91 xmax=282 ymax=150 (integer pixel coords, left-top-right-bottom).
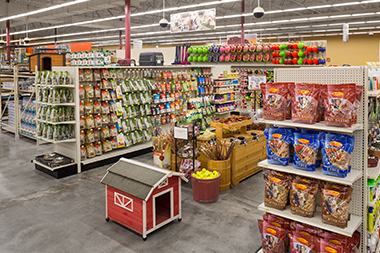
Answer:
xmin=307 ymin=5 xmax=332 ymax=9
xmin=0 ymin=0 xmax=91 ymax=22
xmin=333 ymin=2 xmax=360 ymax=7
xmin=1 ymin=0 xmax=238 ymax=36
xmin=5 ymin=0 xmax=380 ymax=40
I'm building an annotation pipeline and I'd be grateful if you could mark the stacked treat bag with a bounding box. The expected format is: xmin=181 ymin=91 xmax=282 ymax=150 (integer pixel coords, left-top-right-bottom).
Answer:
xmin=261 ymin=82 xmax=362 ymax=178
xmin=258 ymin=213 xmax=360 ymax=253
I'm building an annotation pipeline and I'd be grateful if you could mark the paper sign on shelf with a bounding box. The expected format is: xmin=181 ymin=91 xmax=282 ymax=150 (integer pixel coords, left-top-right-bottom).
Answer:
xmin=248 ymin=75 xmax=266 ymax=90
xmin=174 ymin=127 xmax=188 ymax=140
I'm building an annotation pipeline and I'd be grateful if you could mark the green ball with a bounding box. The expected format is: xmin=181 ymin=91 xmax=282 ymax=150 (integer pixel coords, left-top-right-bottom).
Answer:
xmin=188 ymin=47 xmax=193 ymax=54
xmin=193 ymin=55 xmax=198 ymax=62
xmin=197 ymin=55 xmax=203 ymax=62
xmin=188 ymin=55 xmax=193 ymax=62
xmin=202 ymin=47 xmax=208 ymax=54
xmin=202 ymin=55 xmax=208 ymax=62
xmin=279 ymin=58 xmax=285 ymax=64
xmin=298 ymin=58 xmax=303 ymax=65
xmin=298 ymin=42 xmax=304 ymax=49
xmin=298 ymin=51 xmax=304 ymax=57
xmin=279 ymin=51 xmax=286 ymax=58
xmin=197 ymin=47 xmax=203 ymax=54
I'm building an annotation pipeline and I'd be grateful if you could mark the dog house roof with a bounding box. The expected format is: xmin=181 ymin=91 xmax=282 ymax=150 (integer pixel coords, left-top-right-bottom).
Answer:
xmin=101 ymin=158 xmax=186 ymax=201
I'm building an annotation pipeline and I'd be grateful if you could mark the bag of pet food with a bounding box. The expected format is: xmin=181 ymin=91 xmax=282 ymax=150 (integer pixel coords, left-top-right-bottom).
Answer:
xmin=322 ymin=133 xmax=354 ymax=178
xmin=293 ymin=131 xmax=320 ymax=171
xmin=261 ymin=219 xmax=288 ymax=253
xmin=290 ymin=231 xmax=319 ymax=253
xmin=321 ymin=183 xmax=352 ymax=228
xmin=265 ymin=128 xmax=293 ymax=166
xmin=317 ymin=84 xmax=327 ymax=122
xmin=325 ymin=84 xmax=357 ymax=127
xmin=261 ymin=83 xmax=290 ymax=120
xmin=292 ymin=83 xmax=320 ymax=124
xmin=290 ymin=177 xmax=319 ymax=218
xmin=263 ymin=213 xmax=291 ymax=230
xmin=264 ymin=170 xmax=291 ymax=210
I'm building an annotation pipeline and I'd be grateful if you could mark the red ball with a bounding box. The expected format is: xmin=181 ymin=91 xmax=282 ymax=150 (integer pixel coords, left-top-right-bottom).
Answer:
xmin=307 ymin=47 xmax=313 ymax=53
xmin=312 ymin=47 xmax=318 ymax=53
xmin=303 ymin=58 xmax=308 ymax=64
xmin=307 ymin=59 xmax=313 ymax=65
xmin=292 ymin=51 xmax=298 ymax=58
xmin=292 ymin=58 xmax=298 ymax=64
xmin=313 ymin=58 xmax=319 ymax=65
xmin=272 ymin=59 xmax=277 ymax=64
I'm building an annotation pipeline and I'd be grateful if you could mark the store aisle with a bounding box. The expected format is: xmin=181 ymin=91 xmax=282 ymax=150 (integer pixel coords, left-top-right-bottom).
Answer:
xmin=0 ymin=133 xmax=264 ymax=253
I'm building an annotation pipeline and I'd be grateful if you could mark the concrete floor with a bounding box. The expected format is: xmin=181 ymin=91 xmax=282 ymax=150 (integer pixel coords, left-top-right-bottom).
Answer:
xmin=0 ymin=132 xmax=264 ymax=253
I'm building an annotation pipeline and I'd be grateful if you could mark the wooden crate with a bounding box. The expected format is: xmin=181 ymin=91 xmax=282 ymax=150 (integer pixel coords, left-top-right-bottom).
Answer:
xmin=210 ymin=119 xmax=252 ymax=139
xmin=231 ymin=130 xmax=266 ymax=186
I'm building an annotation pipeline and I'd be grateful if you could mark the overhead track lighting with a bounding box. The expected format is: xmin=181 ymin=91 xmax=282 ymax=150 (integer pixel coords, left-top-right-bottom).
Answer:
xmin=0 ymin=0 xmax=92 ymax=22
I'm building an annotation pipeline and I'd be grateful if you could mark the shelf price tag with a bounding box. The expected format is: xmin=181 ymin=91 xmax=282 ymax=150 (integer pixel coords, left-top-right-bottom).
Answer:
xmin=248 ymin=75 xmax=266 ymax=90
xmin=174 ymin=126 xmax=188 ymax=140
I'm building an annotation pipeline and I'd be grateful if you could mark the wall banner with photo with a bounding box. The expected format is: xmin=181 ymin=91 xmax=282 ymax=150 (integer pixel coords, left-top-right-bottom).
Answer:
xmin=170 ymin=8 xmax=216 ymax=33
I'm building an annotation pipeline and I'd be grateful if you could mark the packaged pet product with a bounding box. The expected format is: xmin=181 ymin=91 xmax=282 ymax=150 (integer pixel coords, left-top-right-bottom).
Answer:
xmin=325 ymin=84 xmax=357 ymax=127
xmin=94 ymin=141 xmax=103 ymax=156
xmin=264 ymin=170 xmax=291 ymax=210
xmin=290 ymin=177 xmax=319 ymax=217
xmin=292 ymin=83 xmax=320 ymax=124
xmin=86 ymin=143 xmax=96 ymax=158
xmin=80 ymin=145 xmax=87 ymax=160
xmin=321 ymin=133 xmax=354 ymax=178
xmin=321 ymin=183 xmax=352 ymax=228
xmin=293 ymin=131 xmax=320 ymax=171
xmin=289 ymin=231 xmax=318 ymax=253
xmin=261 ymin=83 xmax=290 ymax=121
xmin=261 ymin=219 xmax=288 ymax=253
xmin=102 ymin=139 xmax=112 ymax=152
xmin=85 ymin=85 xmax=94 ymax=99
xmin=265 ymin=128 xmax=293 ymax=166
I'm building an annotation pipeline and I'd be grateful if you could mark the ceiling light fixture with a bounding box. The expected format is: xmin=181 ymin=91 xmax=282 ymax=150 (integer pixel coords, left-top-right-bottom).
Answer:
xmin=0 ymin=0 xmax=92 ymax=22
xmin=4 ymin=0 xmax=379 ymax=39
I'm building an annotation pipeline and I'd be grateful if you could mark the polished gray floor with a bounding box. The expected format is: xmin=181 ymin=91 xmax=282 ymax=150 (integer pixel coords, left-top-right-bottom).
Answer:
xmin=0 ymin=132 xmax=264 ymax=253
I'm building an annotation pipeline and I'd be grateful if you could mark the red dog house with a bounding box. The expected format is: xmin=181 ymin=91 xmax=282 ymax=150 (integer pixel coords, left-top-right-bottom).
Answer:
xmin=101 ymin=158 xmax=187 ymax=240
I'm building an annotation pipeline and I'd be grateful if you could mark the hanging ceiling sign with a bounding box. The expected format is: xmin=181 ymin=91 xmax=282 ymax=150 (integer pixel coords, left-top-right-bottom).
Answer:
xmin=170 ymin=8 xmax=216 ymax=33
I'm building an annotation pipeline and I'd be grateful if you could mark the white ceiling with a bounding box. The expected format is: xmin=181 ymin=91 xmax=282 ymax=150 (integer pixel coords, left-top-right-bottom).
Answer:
xmin=1 ymin=0 xmax=380 ymax=45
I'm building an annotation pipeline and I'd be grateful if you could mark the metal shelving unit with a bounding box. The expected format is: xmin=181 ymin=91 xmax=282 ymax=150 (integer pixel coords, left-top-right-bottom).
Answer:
xmin=0 ymin=65 xmax=36 ymax=140
xmin=257 ymin=67 xmax=368 ymax=251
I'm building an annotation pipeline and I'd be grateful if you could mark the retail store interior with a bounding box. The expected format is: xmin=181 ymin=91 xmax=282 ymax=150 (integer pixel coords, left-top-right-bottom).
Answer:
xmin=2 ymin=0 xmax=380 ymax=252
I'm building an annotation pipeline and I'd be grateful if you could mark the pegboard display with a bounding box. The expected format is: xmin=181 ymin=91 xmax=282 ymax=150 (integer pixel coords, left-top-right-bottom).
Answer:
xmin=271 ymin=66 xmax=368 ymax=252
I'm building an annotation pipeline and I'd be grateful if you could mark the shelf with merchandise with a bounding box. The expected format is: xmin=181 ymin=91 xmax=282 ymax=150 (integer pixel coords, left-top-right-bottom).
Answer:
xmin=257 ymin=67 xmax=367 ymax=252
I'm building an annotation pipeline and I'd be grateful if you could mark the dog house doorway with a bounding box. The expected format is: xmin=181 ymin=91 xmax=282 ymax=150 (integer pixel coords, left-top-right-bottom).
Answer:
xmin=153 ymin=189 xmax=173 ymax=226
xmin=42 ymin=57 xmax=52 ymax=71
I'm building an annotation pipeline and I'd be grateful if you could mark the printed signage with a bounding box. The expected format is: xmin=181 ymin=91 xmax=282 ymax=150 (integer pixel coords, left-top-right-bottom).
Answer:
xmin=170 ymin=8 xmax=216 ymax=33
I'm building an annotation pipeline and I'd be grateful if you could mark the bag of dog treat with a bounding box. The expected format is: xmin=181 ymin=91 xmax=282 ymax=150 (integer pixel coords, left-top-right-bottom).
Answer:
xmin=261 ymin=83 xmax=290 ymax=120
xmin=290 ymin=177 xmax=319 ymax=217
xmin=321 ymin=183 xmax=352 ymax=228
xmin=322 ymin=133 xmax=354 ymax=178
xmin=264 ymin=170 xmax=291 ymax=210
xmin=292 ymin=83 xmax=320 ymax=124
xmin=265 ymin=128 xmax=293 ymax=166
